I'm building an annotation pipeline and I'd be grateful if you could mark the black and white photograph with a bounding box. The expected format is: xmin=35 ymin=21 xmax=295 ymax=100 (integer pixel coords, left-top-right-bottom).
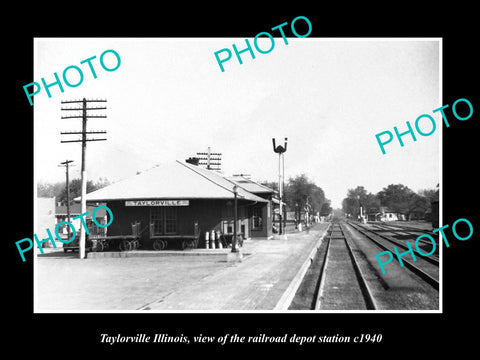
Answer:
xmin=32 ymin=37 xmax=441 ymax=312
xmin=6 ymin=5 xmax=478 ymax=355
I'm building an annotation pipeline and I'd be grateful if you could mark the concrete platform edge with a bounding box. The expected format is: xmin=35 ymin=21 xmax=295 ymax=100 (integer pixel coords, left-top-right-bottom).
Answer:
xmin=86 ymin=249 xmax=250 ymax=259
xmin=273 ymin=224 xmax=331 ymax=310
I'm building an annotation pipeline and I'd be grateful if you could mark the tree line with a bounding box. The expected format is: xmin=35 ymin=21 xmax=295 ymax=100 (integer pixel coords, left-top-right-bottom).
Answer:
xmin=37 ymin=177 xmax=111 ymax=205
xmin=342 ymin=184 xmax=439 ymax=219
xmin=262 ymin=174 xmax=332 ymax=217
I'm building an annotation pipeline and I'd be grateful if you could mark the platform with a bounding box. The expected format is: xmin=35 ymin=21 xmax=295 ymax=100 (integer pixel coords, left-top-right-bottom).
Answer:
xmin=142 ymin=223 xmax=329 ymax=311
xmin=35 ymin=223 xmax=330 ymax=311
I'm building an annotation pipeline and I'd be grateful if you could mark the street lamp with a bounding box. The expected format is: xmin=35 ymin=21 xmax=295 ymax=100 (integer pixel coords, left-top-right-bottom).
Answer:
xmin=232 ymin=184 xmax=238 ymax=253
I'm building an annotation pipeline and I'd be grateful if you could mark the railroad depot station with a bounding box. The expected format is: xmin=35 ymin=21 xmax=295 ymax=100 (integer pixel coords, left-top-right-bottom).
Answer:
xmin=82 ymin=159 xmax=277 ymax=250
xmin=37 ymin=159 xmax=440 ymax=311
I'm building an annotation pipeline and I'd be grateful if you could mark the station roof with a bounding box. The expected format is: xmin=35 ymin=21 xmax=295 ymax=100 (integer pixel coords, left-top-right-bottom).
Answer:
xmin=226 ymin=175 xmax=276 ymax=194
xmin=82 ymin=160 xmax=268 ymax=203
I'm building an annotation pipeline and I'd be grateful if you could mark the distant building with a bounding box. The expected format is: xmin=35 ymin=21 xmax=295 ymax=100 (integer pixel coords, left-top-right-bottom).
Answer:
xmin=37 ymin=197 xmax=56 ymax=246
xmin=366 ymin=207 xmax=404 ymax=222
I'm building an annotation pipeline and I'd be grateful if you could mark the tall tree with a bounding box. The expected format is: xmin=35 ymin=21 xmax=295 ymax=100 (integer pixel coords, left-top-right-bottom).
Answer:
xmin=320 ymin=201 xmax=333 ymax=216
xmin=284 ymin=174 xmax=327 ymax=214
xmin=377 ymin=184 xmax=414 ymax=213
xmin=38 ymin=177 xmax=112 ymax=205
xmin=57 ymin=179 xmax=96 ymax=205
xmin=418 ymin=186 xmax=439 ymax=203
xmin=364 ymin=192 xmax=381 ymax=212
xmin=37 ymin=181 xmax=65 ymax=198
xmin=342 ymin=186 xmax=369 ymax=218
xmin=407 ymin=192 xmax=430 ymax=218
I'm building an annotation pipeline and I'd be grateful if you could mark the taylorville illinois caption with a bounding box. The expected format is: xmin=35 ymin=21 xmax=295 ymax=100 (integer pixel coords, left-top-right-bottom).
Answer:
xmin=100 ymin=333 xmax=383 ymax=345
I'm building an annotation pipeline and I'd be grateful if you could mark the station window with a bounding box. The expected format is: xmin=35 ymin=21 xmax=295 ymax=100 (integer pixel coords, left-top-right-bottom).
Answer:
xmin=165 ymin=207 xmax=177 ymax=233
xmin=252 ymin=206 xmax=263 ymax=230
xmin=151 ymin=207 xmax=177 ymax=235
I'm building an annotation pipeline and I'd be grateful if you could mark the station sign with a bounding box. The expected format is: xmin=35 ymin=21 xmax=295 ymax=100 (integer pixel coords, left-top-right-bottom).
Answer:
xmin=125 ymin=200 xmax=189 ymax=207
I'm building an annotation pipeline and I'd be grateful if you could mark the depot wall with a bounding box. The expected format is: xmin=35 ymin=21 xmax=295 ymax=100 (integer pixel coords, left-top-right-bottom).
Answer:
xmin=101 ymin=199 xmax=271 ymax=248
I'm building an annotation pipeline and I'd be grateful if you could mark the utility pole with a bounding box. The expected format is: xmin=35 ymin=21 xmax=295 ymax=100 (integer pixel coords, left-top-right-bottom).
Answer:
xmin=197 ymin=147 xmax=222 ymax=171
xmin=60 ymin=98 xmax=107 ymax=259
xmin=58 ymin=160 xmax=74 ymax=242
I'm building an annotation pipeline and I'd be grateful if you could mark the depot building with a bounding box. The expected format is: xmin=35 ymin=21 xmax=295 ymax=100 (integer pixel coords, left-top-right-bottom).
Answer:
xmin=84 ymin=160 xmax=275 ymax=248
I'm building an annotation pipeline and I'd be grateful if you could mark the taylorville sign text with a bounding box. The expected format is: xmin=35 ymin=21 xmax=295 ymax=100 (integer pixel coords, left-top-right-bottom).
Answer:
xmin=125 ymin=200 xmax=190 ymax=206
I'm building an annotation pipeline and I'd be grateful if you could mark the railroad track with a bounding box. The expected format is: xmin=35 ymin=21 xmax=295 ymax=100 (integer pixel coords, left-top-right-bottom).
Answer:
xmin=371 ymin=223 xmax=424 ymax=237
xmin=371 ymin=221 xmax=433 ymax=233
xmin=347 ymin=221 xmax=439 ymax=290
xmin=357 ymin=223 xmax=440 ymax=265
xmin=369 ymin=222 xmax=441 ymax=251
xmin=289 ymin=219 xmax=440 ymax=311
xmin=314 ymin=222 xmax=378 ymax=310
xmin=370 ymin=223 xmax=435 ymax=244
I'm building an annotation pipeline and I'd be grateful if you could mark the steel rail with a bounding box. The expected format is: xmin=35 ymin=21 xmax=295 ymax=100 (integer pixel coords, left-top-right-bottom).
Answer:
xmin=314 ymin=222 xmax=377 ymax=310
xmin=357 ymin=223 xmax=439 ymax=266
xmin=346 ymin=221 xmax=439 ymax=291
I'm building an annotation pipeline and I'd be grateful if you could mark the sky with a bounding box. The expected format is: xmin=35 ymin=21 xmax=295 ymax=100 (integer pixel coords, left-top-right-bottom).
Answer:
xmin=34 ymin=38 xmax=441 ymax=209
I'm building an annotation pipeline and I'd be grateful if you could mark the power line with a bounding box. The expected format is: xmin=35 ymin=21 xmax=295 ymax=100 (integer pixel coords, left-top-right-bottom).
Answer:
xmin=196 ymin=146 xmax=222 ymax=171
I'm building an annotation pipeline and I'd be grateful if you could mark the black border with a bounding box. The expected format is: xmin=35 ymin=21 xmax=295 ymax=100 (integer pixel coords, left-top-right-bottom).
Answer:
xmin=7 ymin=4 xmax=478 ymax=355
